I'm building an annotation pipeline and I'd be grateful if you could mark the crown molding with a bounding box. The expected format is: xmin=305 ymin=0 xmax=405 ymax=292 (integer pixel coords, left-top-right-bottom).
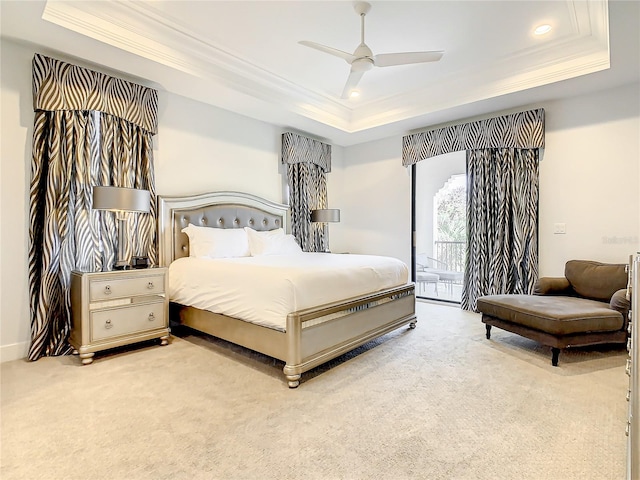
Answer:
xmin=348 ymin=0 xmax=609 ymax=131
xmin=41 ymin=0 xmax=610 ymax=135
xmin=41 ymin=0 xmax=352 ymax=129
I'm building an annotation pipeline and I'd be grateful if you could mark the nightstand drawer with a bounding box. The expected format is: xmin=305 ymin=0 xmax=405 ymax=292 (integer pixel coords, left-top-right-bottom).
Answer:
xmin=91 ymin=300 xmax=165 ymax=341
xmin=89 ymin=273 xmax=165 ymax=301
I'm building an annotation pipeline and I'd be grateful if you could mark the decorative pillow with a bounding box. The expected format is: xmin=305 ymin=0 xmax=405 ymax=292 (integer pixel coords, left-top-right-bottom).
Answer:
xmin=181 ymin=224 xmax=250 ymax=258
xmin=564 ymin=260 xmax=627 ymax=301
xmin=244 ymin=227 xmax=302 ymax=256
xmin=270 ymin=234 xmax=304 ymax=255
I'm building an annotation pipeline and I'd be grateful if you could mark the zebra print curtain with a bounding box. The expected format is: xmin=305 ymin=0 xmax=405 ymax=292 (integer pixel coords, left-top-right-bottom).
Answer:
xmin=402 ymin=108 xmax=544 ymax=165
xmin=281 ymin=132 xmax=331 ymax=252
xmin=461 ymin=148 xmax=539 ymax=312
xmin=32 ymin=55 xmax=157 ymax=133
xmin=98 ymin=114 xmax=157 ymax=268
xmin=28 ymin=54 xmax=158 ymax=360
xmin=286 ymin=163 xmax=328 ymax=252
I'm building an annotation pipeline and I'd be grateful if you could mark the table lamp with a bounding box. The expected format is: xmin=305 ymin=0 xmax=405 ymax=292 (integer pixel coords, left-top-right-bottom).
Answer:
xmin=92 ymin=186 xmax=150 ymax=269
xmin=311 ymin=208 xmax=340 ymax=253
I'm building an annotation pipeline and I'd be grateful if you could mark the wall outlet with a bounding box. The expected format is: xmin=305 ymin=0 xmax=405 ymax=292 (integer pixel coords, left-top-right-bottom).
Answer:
xmin=553 ymin=223 xmax=566 ymax=234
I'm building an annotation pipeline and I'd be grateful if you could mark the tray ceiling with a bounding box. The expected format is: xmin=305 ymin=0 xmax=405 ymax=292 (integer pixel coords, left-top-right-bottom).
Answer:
xmin=2 ymin=1 xmax=638 ymax=145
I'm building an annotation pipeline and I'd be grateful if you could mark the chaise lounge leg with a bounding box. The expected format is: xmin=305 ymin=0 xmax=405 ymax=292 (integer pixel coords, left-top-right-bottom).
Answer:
xmin=485 ymin=324 xmax=491 ymax=339
xmin=551 ymin=347 xmax=560 ymax=367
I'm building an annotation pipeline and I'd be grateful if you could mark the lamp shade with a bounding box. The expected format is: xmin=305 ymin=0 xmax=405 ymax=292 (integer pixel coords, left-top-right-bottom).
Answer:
xmin=311 ymin=208 xmax=340 ymax=223
xmin=92 ymin=186 xmax=150 ymax=213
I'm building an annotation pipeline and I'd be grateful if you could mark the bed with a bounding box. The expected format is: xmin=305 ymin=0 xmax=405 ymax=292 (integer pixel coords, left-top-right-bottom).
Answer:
xmin=158 ymin=191 xmax=417 ymax=387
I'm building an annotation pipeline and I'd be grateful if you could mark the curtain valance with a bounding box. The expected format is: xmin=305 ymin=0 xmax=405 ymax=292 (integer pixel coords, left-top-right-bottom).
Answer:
xmin=32 ymin=54 xmax=158 ymax=134
xmin=281 ymin=132 xmax=331 ymax=172
xmin=402 ymin=108 xmax=545 ymax=166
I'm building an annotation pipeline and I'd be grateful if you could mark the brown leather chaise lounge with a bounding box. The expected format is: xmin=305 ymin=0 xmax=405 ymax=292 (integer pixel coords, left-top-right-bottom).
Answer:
xmin=476 ymin=260 xmax=630 ymax=366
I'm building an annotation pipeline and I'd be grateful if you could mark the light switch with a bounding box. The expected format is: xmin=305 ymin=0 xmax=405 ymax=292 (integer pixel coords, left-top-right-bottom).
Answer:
xmin=553 ymin=223 xmax=566 ymax=234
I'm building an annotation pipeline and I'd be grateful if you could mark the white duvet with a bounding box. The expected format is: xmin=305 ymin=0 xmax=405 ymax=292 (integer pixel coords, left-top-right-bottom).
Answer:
xmin=168 ymin=253 xmax=409 ymax=331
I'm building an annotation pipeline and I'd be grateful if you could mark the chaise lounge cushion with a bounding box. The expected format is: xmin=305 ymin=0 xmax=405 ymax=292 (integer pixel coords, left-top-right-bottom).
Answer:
xmin=476 ymin=294 xmax=624 ymax=336
xmin=564 ymin=260 xmax=628 ymax=301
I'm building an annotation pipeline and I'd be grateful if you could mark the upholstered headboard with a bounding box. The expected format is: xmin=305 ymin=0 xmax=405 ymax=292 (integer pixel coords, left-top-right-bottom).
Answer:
xmin=157 ymin=191 xmax=289 ymax=266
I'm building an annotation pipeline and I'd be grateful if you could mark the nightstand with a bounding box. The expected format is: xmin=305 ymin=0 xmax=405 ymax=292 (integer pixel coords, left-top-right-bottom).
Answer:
xmin=69 ymin=267 xmax=170 ymax=364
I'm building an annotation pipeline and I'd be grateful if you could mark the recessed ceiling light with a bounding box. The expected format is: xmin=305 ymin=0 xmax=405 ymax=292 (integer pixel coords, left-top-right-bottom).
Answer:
xmin=349 ymin=90 xmax=360 ymax=98
xmin=534 ymin=24 xmax=552 ymax=35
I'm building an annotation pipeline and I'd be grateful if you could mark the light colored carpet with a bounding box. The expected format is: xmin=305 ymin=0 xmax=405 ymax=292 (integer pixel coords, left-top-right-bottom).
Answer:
xmin=1 ymin=302 xmax=629 ymax=480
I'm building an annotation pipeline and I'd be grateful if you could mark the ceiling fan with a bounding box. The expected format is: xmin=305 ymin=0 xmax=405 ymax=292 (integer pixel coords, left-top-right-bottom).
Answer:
xmin=299 ymin=1 xmax=444 ymax=99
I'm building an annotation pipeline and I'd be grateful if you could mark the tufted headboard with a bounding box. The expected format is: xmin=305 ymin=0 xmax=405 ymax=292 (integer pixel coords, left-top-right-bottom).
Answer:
xmin=157 ymin=191 xmax=290 ymax=266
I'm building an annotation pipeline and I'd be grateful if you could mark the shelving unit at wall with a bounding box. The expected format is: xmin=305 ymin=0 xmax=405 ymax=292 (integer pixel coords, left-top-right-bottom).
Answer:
xmin=627 ymin=254 xmax=638 ymax=480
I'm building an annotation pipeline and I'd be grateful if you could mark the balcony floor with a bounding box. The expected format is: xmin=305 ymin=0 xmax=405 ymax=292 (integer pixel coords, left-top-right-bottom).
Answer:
xmin=416 ymin=280 xmax=463 ymax=303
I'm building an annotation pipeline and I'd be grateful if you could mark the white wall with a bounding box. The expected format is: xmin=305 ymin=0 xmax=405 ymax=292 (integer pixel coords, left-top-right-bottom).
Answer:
xmin=1 ymin=39 xmax=32 ymax=362
xmin=330 ymin=137 xmax=412 ymax=266
xmin=539 ymin=83 xmax=640 ymax=275
xmin=154 ymin=93 xmax=284 ymax=199
xmin=0 ymin=39 xmax=288 ymax=361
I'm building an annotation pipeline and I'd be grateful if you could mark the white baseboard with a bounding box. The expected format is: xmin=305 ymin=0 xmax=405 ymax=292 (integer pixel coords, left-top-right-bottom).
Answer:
xmin=1 ymin=341 xmax=29 ymax=363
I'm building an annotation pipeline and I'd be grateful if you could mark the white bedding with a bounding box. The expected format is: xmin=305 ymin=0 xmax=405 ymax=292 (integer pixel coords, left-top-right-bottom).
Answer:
xmin=168 ymin=253 xmax=409 ymax=331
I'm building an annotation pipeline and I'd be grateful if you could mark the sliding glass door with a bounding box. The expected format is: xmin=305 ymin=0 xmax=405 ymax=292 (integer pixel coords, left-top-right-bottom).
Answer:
xmin=412 ymin=151 xmax=466 ymax=303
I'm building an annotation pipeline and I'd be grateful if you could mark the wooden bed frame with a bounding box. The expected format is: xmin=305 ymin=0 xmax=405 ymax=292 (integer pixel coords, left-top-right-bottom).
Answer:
xmin=158 ymin=191 xmax=416 ymax=387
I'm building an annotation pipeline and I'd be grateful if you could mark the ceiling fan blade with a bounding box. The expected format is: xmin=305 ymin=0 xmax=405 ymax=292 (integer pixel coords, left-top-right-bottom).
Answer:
xmin=299 ymin=41 xmax=356 ymax=63
xmin=373 ymin=51 xmax=444 ymax=67
xmin=340 ymin=69 xmax=365 ymax=99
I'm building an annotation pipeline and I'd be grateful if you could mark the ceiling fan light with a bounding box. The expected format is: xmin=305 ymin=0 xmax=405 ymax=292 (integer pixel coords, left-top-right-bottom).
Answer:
xmin=300 ymin=1 xmax=444 ymax=99
xmin=534 ymin=24 xmax=552 ymax=35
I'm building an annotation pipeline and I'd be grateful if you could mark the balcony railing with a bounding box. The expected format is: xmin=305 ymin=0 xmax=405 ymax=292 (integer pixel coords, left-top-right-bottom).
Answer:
xmin=434 ymin=241 xmax=466 ymax=272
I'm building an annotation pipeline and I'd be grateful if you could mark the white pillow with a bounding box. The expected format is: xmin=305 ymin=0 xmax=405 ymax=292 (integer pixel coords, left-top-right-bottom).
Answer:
xmin=244 ymin=227 xmax=303 ymax=256
xmin=274 ymin=235 xmax=304 ymax=255
xmin=181 ymin=224 xmax=250 ymax=258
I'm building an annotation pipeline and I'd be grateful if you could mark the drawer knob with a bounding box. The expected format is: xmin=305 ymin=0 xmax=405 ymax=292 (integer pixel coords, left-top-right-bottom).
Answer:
xmin=105 ymin=319 xmax=113 ymax=329
xmin=148 ymin=312 xmax=155 ymax=321
xmin=147 ymin=282 xmax=154 ymax=289
xmin=104 ymin=285 xmax=112 ymax=295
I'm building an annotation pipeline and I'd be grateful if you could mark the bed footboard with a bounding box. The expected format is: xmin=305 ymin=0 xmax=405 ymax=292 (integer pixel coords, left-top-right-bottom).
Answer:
xmin=283 ymin=284 xmax=416 ymax=387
